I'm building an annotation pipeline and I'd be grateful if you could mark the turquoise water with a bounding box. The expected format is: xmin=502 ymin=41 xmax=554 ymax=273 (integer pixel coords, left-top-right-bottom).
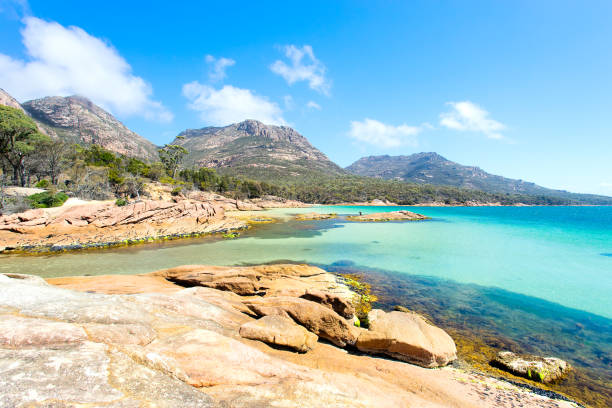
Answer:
xmin=3 ymin=205 xmax=610 ymax=318
xmin=2 ymin=205 xmax=611 ymax=402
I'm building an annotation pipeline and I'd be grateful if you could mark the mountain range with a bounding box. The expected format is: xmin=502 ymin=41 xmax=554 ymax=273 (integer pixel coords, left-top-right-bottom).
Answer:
xmin=345 ymin=153 xmax=579 ymax=198
xmin=1 ymin=88 xmax=610 ymax=203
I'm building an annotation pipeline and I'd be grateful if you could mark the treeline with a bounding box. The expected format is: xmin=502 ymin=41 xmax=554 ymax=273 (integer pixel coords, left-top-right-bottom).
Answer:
xmin=0 ymin=105 xmax=605 ymax=208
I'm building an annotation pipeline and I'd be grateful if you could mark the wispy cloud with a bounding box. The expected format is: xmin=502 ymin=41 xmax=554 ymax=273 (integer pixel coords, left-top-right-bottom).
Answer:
xmin=283 ymin=95 xmax=295 ymax=110
xmin=0 ymin=0 xmax=30 ymax=19
xmin=440 ymin=101 xmax=505 ymax=139
xmin=306 ymin=100 xmax=321 ymax=110
xmin=0 ymin=17 xmax=172 ymax=122
xmin=205 ymin=54 xmax=235 ymax=82
xmin=348 ymin=118 xmax=421 ymax=148
xmin=182 ymin=81 xmax=285 ymax=126
xmin=270 ymin=45 xmax=330 ymax=95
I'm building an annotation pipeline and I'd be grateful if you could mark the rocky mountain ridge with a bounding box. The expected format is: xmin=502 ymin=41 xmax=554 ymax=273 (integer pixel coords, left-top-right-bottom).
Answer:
xmin=346 ymin=152 xmax=612 ymax=203
xmin=0 ymin=89 xmax=158 ymax=160
xmin=173 ymin=119 xmax=345 ymax=181
xmin=22 ymin=95 xmax=159 ymax=160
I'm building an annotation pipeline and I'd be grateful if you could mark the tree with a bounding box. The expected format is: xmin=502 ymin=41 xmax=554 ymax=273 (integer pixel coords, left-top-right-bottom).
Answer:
xmin=29 ymin=139 xmax=68 ymax=184
xmin=158 ymin=136 xmax=188 ymax=178
xmin=0 ymin=106 xmax=50 ymax=186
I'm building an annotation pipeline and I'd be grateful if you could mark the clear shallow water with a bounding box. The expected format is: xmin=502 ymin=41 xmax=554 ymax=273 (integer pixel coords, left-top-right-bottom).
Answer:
xmin=3 ymin=205 xmax=610 ymax=318
xmin=2 ymin=205 xmax=611 ymax=404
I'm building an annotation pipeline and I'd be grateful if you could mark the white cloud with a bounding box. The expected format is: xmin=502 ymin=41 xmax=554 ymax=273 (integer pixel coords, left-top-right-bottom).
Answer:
xmin=205 ymin=54 xmax=235 ymax=82
xmin=348 ymin=118 xmax=421 ymax=148
xmin=0 ymin=17 xmax=172 ymax=122
xmin=182 ymin=81 xmax=285 ymax=126
xmin=306 ymin=100 xmax=321 ymax=110
xmin=270 ymin=45 xmax=330 ymax=95
xmin=600 ymin=182 xmax=612 ymax=189
xmin=440 ymin=101 xmax=505 ymax=139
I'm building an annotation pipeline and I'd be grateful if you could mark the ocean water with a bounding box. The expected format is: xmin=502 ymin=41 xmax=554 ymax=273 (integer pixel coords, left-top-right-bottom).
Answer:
xmin=1 ymin=205 xmax=611 ymax=403
xmin=3 ymin=205 xmax=609 ymax=318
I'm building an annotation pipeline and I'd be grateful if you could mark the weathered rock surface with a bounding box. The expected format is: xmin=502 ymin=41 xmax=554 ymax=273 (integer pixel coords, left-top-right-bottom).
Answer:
xmin=240 ymin=315 xmax=318 ymax=352
xmin=0 ymin=267 xmax=578 ymax=407
xmin=300 ymin=288 xmax=355 ymax=318
xmin=173 ymin=119 xmax=344 ymax=180
xmin=295 ymin=212 xmax=337 ymax=220
xmin=153 ymin=263 xmax=352 ymax=299
xmin=0 ymin=199 xmax=244 ymax=252
xmin=22 ymin=95 xmax=158 ymax=160
xmin=492 ymin=351 xmax=572 ymax=383
xmin=347 ymin=210 xmax=430 ymax=221
xmin=356 ymin=309 xmax=457 ymax=367
xmin=243 ymin=296 xmax=358 ymax=347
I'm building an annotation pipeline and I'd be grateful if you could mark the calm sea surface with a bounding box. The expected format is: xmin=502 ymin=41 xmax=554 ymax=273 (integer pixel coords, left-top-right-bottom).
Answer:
xmin=3 ymin=205 xmax=610 ymax=317
xmin=2 ymin=205 xmax=611 ymax=403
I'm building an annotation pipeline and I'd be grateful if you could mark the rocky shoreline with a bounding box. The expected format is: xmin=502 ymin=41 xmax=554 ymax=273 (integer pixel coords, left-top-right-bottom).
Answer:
xmin=0 ymin=265 xmax=579 ymax=407
xmin=0 ymin=193 xmax=309 ymax=253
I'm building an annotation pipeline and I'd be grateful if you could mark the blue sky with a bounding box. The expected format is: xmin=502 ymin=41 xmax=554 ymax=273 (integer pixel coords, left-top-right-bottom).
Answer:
xmin=1 ymin=0 xmax=611 ymax=195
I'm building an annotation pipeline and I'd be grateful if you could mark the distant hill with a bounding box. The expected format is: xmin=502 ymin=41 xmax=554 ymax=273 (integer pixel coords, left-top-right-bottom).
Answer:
xmin=0 ymin=88 xmax=25 ymax=111
xmin=19 ymin=95 xmax=158 ymax=160
xmin=346 ymin=153 xmax=612 ymax=204
xmin=172 ymin=119 xmax=345 ymax=181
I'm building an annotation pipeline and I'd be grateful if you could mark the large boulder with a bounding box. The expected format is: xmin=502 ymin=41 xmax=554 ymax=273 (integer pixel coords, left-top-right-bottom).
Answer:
xmin=239 ymin=315 xmax=318 ymax=352
xmin=243 ymin=296 xmax=358 ymax=347
xmin=491 ymin=351 xmax=571 ymax=383
xmin=356 ymin=309 xmax=456 ymax=368
xmin=300 ymin=289 xmax=354 ymax=319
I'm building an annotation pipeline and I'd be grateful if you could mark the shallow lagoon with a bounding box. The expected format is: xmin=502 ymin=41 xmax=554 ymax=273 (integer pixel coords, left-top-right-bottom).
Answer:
xmin=2 ymin=205 xmax=611 ymax=405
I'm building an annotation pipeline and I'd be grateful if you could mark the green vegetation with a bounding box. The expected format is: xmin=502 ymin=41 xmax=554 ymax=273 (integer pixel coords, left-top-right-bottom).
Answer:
xmin=27 ymin=191 xmax=68 ymax=208
xmin=115 ymin=197 xmax=128 ymax=207
xmin=35 ymin=179 xmax=49 ymax=188
xmin=222 ymin=232 xmax=240 ymax=239
xmin=158 ymin=136 xmax=188 ymax=178
xmin=0 ymin=106 xmax=50 ymax=186
xmin=342 ymin=273 xmax=378 ymax=328
xmin=2 ymin=105 xmax=610 ymax=213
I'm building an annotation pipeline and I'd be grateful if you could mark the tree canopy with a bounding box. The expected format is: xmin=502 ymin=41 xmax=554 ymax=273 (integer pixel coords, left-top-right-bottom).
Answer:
xmin=0 ymin=105 xmax=50 ymax=186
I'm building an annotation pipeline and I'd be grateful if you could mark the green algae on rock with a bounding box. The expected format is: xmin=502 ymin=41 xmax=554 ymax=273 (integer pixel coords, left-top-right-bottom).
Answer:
xmin=491 ymin=351 xmax=572 ymax=383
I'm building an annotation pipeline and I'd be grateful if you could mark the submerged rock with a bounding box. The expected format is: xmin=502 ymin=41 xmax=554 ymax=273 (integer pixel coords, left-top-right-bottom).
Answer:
xmin=491 ymin=351 xmax=571 ymax=383
xmin=356 ymin=309 xmax=457 ymax=368
xmin=240 ymin=315 xmax=318 ymax=352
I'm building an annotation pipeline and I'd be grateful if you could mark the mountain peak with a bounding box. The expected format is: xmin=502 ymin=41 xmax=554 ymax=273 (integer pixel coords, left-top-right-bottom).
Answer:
xmin=173 ymin=121 xmax=343 ymax=180
xmin=21 ymin=95 xmax=158 ymax=160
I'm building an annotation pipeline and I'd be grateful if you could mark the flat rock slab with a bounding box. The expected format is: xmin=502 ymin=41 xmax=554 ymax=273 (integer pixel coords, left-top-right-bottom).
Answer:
xmin=491 ymin=351 xmax=572 ymax=383
xmin=346 ymin=210 xmax=429 ymax=222
xmin=240 ymin=315 xmax=318 ymax=352
xmin=356 ymin=309 xmax=457 ymax=367
xmin=295 ymin=212 xmax=337 ymax=220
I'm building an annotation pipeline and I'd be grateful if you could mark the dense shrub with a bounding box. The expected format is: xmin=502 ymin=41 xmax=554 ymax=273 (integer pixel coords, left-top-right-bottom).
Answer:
xmin=35 ymin=179 xmax=50 ymax=188
xmin=115 ymin=197 xmax=128 ymax=206
xmin=27 ymin=191 xmax=69 ymax=208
